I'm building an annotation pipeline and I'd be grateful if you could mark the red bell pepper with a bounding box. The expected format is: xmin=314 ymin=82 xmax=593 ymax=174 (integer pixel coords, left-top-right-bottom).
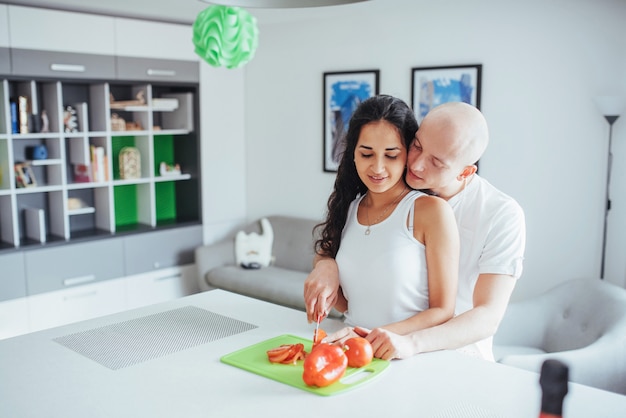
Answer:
xmin=302 ymin=343 xmax=348 ymax=387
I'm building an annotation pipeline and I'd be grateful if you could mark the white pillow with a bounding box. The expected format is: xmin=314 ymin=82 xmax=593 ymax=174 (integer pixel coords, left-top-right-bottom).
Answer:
xmin=235 ymin=218 xmax=274 ymax=269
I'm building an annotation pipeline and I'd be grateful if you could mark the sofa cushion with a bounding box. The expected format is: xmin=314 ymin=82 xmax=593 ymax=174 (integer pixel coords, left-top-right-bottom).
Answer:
xmin=260 ymin=216 xmax=319 ymax=273
xmin=206 ymin=265 xmax=309 ymax=313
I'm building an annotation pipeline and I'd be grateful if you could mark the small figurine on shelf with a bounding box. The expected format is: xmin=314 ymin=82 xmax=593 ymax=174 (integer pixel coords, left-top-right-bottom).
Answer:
xmin=125 ymin=120 xmax=142 ymax=131
xmin=109 ymin=90 xmax=146 ymax=109
xmin=63 ymin=105 xmax=78 ymax=133
xmin=26 ymin=145 xmax=48 ymax=160
xmin=111 ymin=113 xmax=126 ymax=131
xmin=160 ymin=162 xmax=181 ymax=176
xmin=40 ymin=110 xmax=49 ymax=133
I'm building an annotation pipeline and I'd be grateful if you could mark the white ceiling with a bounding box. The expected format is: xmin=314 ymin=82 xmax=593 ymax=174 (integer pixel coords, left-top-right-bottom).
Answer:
xmin=2 ymin=0 xmax=386 ymax=25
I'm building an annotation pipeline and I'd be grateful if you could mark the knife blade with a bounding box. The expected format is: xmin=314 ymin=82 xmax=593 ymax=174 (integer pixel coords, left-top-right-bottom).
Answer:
xmin=313 ymin=314 xmax=321 ymax=342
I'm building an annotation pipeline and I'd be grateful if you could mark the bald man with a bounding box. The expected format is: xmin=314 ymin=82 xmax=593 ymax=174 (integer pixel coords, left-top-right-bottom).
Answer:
xmin=304 ymin=102 xmax=526 ymax=361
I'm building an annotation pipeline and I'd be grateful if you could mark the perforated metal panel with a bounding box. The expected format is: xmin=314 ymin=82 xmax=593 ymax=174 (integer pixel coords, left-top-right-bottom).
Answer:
xmin=54 ymin=306 xmax=257 ymax=370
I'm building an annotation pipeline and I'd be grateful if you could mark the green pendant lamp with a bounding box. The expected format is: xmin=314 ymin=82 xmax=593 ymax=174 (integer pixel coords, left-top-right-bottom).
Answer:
xmin=193 ymin=5 xmax=259 ymax=69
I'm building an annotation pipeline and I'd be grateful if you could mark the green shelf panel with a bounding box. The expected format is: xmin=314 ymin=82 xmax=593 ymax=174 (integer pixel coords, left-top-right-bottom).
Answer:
xmin=111 ymin=136 xmax=136 ymax=180
xmin=155 ymin=181 xmax=177 ymax=222
xmin=114 ymin=184 xmax=138 ymax=227
xmin=154 ymin=134 xmax=174 ymax=176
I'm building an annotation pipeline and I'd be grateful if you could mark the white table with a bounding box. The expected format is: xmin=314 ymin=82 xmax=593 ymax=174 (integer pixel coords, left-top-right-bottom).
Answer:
xmin=1 ymin=289 xmax=624 ymax=418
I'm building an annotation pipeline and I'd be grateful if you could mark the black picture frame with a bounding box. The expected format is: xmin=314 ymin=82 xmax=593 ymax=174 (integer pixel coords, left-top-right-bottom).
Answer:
xmin=411 ymin=64 xmax=482 ymax=125
xmin=323 ymin=69 xmax=380 ymax=172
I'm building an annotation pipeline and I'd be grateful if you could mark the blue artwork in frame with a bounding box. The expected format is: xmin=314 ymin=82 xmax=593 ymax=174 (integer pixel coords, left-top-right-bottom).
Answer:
xmin=411 ymin=64 xmax=482 ymax=125
xmin=323 ymin=70 xmax=379 ymax=172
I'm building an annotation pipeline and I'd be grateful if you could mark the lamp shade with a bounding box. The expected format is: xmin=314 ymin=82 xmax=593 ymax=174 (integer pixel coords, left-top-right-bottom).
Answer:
xmin=193 ymin=5 xmax=259 ymax=69
xmin=594 ymin=96 xmax=626 ymax=117
xmin=198 ymin=0 xmax=370 ymax=7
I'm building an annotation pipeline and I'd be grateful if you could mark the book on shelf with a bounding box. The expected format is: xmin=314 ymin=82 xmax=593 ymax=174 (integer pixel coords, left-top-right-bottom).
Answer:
xmin=10 ymin=100 xmax=18 ymax=134
xmin=89 ymin=145 xmax=109 ymax=182
xmin=24 ymin=207 xmax=46 ymax=243
xmin=74 ymin=102 xmax=89 ymax=132
xmin=18 ymin=96 xmax=30 ymax=134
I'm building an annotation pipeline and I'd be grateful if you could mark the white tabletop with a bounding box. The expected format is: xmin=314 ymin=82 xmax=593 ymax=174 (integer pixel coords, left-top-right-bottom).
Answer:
xmin=1 ymin=289 xmax=625 ymax=418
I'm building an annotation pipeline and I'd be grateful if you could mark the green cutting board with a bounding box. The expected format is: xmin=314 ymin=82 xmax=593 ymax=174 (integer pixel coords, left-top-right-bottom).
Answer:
xmin=221 ymin=334 xmax=389 ymax=396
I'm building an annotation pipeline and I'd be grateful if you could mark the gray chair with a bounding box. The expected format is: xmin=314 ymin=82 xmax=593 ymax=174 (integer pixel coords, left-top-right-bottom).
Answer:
xmin=493 ymin=278 xmax=626 ymax=395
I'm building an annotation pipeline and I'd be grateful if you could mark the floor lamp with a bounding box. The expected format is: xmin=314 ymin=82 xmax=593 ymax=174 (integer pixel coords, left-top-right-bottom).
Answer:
xmin=595 ymin=96 xmax=624 ymax=279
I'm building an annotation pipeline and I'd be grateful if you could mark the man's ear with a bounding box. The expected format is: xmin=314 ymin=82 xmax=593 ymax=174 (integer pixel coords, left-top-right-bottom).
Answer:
xmin=457 ymin=165 xmax=477 ymax=181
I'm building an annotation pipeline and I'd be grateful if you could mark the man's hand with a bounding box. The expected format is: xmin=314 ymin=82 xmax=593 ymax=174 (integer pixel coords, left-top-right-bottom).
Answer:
xmin=325 ymin=326 xmax=416 ymax=360
xmin=366 ymin=328 xmax=416 ymax=360
xmin=304 ymin=257 xmax=340 ymax=323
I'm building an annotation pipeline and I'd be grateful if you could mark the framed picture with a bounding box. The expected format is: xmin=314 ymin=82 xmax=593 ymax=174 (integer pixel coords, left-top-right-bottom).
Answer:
xmin=323 ymin=70 xmax=379 ymax=172
xmin=14 ymin=163 xmax=37 ymax=188
xmin=411 ymin=64 xmax=482 ymax=124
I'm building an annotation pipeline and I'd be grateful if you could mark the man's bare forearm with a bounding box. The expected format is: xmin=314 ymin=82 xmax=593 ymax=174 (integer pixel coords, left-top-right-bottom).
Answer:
xmin=408 ymin=305 xmax=499 ymax=353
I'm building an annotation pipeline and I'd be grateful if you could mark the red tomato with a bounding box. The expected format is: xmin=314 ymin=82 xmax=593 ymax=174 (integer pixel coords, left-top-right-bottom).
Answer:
xmin=343 ymin=337 xmax=373 ymax=368
xmin=302 ymin=343 xmax=347 ymax=387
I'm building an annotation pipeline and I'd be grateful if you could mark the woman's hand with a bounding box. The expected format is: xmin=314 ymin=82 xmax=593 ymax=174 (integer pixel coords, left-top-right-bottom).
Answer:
xmin=304 ymin=258 xmax=340 ymax=323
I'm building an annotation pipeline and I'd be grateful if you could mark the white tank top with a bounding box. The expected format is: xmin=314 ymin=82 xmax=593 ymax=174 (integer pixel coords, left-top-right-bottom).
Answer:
xmin=337 ymin=190 xmax=428 ymax=329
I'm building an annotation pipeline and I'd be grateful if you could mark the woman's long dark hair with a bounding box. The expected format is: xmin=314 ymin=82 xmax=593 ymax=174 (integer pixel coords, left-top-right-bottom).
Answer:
xmin=314 ymin=94 xmax=418 ymax=258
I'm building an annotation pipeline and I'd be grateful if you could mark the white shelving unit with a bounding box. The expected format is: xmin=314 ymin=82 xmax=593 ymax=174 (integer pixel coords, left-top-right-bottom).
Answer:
xmin=0 ymin=4 xmax=206 ymax=341
xmin=0 ymin=78 xmax=200 ymax=249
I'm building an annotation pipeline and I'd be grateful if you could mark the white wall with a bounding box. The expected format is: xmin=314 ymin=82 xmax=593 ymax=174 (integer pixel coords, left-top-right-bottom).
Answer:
xmin=199 ymin=64 xmax=248 ymax=243
xmin=241 ymin=0 xmax=626 ymax=300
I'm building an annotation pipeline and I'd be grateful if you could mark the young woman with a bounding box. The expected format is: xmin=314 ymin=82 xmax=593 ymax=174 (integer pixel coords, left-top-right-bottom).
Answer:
xmin=314 ymin=95 xmax=459 ymax=358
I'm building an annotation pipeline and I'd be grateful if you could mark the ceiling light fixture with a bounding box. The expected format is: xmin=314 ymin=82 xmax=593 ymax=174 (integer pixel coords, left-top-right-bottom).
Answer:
xmin=193 ymin=5 xmax=259 ymax=69
xmin=193 ymin=0 xmax=369 ymax=68
xmin=198 ymin=0 xmax=370 ymax=8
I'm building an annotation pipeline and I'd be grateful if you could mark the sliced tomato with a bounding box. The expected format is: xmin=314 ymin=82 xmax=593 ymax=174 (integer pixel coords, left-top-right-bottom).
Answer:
xmin=280 ymin=343 xmax=305 ymax=364
xmin=267 ymin=344 xmax=294 ymax=363
xmin=313 ymin=328 xmax=327 ymax=348
xmin=267 ymin=343 xmax=307 ymax=364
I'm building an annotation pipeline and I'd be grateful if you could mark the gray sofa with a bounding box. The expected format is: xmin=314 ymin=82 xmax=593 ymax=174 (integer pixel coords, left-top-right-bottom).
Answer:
xmin=196 ymin=215 xmax=341 ymax=318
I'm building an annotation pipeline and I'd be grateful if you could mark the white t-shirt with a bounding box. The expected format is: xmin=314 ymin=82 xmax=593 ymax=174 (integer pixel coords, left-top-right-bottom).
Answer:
xmin=337 ymin=190 xmax=428 ymax=329
xmin=450 ymin=175 xmax=526 ymax=360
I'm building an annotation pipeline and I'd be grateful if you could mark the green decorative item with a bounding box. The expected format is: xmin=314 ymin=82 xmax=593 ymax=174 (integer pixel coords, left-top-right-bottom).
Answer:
xmin=193 ymin=5 xmax=259 ymax=69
